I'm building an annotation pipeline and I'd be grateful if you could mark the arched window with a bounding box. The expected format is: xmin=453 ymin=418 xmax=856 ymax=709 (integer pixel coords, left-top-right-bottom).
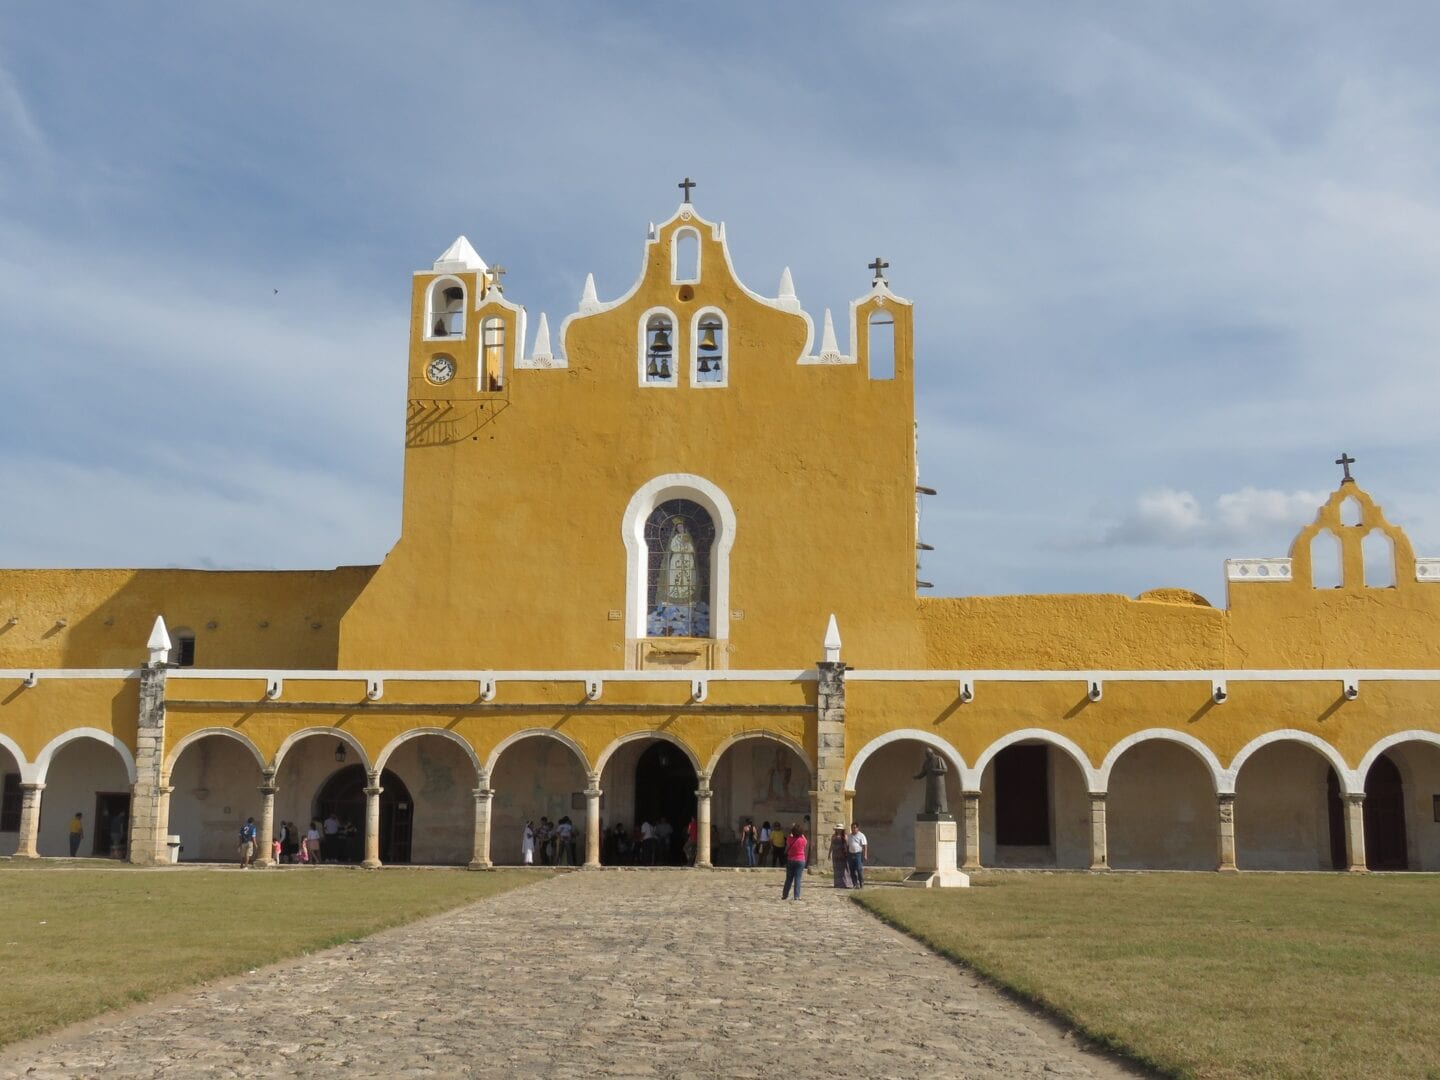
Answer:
xmin=1363 ymin=530 xmax=1396 ymax=588
xmin=692 ymin=309 xmax=726 ymax=386
xmin=1339 ymin=497 xmax=1362 ymax=527
xmin=673 ymin=228 xmax=700 ymax=284
xmin=170 ymin=627 xmax=196 ymax=668
xmin=426 ymin=278 xmax=466 ymax=339
xmin=868 ymin=310 xmax=895 ymax=380
xmin=642 ymin=311 xmax=677 ymax=385
xmin=482 ymin=317 xmax=505 ymax=390
xmin=1311 ymin=530 xmax=1342 ymax=589
xmin=645 ymin=499 xmax=715 ymax=638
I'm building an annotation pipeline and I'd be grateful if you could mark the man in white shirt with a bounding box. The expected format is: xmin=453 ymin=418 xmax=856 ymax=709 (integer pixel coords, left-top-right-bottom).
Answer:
xmin=640 ymin=819 xmax=656 ymax=864
xmin=846 ymin=822 xmax=869 ymax=889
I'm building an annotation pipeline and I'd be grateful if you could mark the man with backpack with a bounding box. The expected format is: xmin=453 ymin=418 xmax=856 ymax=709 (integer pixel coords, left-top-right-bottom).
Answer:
xmin=238 ymin=817 xmax=258 ymax=869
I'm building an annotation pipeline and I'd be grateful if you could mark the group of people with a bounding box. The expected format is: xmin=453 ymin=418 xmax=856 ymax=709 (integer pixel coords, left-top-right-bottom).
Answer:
xmin=737 ymin=820 xmax=801 ymax=867
xmin=773 ymin=820 xmax=868 ymax=901
xmin=236 ymin=815 xmax=358 ymax=868
xmin=520 ymin=816 xmax=579 ymax=866
xmin=601 ymin=816 xmax=706 ymax=865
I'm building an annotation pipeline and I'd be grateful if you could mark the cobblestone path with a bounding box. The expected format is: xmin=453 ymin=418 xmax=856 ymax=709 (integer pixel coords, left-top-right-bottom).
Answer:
xmin=3 ymin=872 xmax=1148 ymax=1079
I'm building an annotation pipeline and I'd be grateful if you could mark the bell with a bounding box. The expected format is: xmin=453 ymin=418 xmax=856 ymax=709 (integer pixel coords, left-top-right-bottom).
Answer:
xmin=698 ymin=322 xmax=720 ymax=352
xmin=432 ymin=318 xmax=449 ymax=337
xmin=442 ymin=286 xmax=464 ymax=308
xmin=650 ymin=327 xmax=672 ymax=354
xmin=698 ymin=356 xmax=712 ymax=373
xmin=647 ymin=356 xmax=659 ymax=378
xmin=658 ymin=357 xmax=672 ymax=379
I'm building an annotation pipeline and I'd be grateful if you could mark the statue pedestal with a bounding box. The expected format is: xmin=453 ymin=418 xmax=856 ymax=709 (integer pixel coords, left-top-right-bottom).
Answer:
xmin=903 ymin=814 xmax=970 ymax=889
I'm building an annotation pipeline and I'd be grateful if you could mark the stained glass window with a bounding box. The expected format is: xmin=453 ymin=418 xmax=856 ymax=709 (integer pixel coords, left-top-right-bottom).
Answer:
xmin=645 ymin=499 xmax=714 ymax=637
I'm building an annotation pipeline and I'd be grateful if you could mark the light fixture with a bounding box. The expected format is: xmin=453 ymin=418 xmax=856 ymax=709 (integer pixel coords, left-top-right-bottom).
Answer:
xmin=335 ymin=742 xmax=347 ymax=763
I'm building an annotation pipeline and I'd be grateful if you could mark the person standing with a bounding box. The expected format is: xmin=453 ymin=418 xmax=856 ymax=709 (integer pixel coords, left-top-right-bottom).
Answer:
xmin=238 ymin=817 xmax=258 ymax=869
xmin=781 ymin=824 xmax=807 ymax=900
xmin=322 ymin=812 xmax=341 ymax=862
xmin=757 ymin=821 xmax=771 ymax=866
xmin=683 ymin=817 xmax=698 ymax=865
xmin=109 ymin=809 xmax=127 ymax=860
xmin=740 ymin=820 xmax=757 ymax=867
xmin=770 ymin=822 xmax=786 ymax=868
xmin=829 ymin=825 xmax=851 ymax=888
xmin=68 ymin=812 xmax=84 ymax=857
xmin=847 ymin=822 xmax=869 ymax=889
xmin=306 ymin=820 xmax=322 ymax=864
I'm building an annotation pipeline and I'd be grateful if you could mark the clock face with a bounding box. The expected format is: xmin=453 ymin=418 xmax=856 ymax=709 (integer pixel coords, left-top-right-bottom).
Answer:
xmin=426 ymin=356 xmax=456 ymax=385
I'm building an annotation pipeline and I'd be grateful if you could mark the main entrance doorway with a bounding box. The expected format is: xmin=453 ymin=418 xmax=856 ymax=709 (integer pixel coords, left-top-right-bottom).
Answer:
xmin=314 ymin=766 xmax=413 ymax=864
xmin=634 ymin=742 xmax=697 ymax=864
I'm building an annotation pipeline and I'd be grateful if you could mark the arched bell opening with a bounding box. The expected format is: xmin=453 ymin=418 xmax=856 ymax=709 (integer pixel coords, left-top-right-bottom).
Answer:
xmin=1107 ymin=740 xmax=1216 ymax=870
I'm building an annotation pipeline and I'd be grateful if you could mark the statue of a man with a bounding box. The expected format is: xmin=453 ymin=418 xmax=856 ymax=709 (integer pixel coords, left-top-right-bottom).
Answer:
xmin=914 ymin=748 xmax=949 ymax=816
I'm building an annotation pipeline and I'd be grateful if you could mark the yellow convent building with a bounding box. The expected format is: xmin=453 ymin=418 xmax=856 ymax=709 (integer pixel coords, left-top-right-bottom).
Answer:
xmin=2 ymin=191 xmax=1437 ymax=875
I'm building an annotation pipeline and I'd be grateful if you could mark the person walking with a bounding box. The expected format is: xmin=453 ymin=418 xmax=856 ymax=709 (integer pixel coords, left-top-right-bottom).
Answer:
xmin=846 ymin=822 xmax=869 ymax=889
xmin=68 ymin=812 xmax=84 ymax=857
xmin=781 ymin=823 xmax=808 ymax=900
xmin=829 ymin=825 xmax=851 ymax=888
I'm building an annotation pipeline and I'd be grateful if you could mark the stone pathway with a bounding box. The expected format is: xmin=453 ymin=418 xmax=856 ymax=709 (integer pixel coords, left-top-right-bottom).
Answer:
xmin=2 ymin=872 xmax=1149 ymax=1079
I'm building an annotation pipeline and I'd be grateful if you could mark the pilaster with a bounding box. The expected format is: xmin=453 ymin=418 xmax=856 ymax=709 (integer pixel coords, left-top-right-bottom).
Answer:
xmin=961 ymin=792 xmax=981 ymax=870
xmin=1343 ymin=793 xmax=1368 ymax=872
xmin=128 ymin=664 xmax=169 ymax=865
xmin=1217 ymin=793 xmax=1238 ymax=872
xmin=1088 ymin=792 xmax=1109 ymax=870
xmin=470 ymin=780 xmax=495 ymax=870
xmin=811 ymin=660 xmax=847 ymax=868
xmin=256 ymin=775 xmax=277 ymax=869
xmin=583 ymin=779 xmax=602 ymax=868
xmin=14 ymin=782 xmax=43 ymax=858
xmin=362 ymin=775 xmax=382 ymax=869
xmin=695 ymin=782 xmax=713 ymax=868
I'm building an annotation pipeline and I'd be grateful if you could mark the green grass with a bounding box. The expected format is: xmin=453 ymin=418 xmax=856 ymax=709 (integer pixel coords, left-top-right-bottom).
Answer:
xmin=0 ymin=864 xmax=546 ymax=1047
xmin=856 ymin=873 xmax=1440 ymax=1080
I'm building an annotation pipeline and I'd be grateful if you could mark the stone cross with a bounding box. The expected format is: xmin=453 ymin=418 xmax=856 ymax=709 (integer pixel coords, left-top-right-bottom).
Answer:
xmin=488 ymin=265 xmax=507 ymax=289
xmin=678 ymin=177 xmax=696 ymax=202
xmin=869 ymin=256 xmax=889 ymax=282
xmin=1336 ymin=452 xmax=1356 ymax=484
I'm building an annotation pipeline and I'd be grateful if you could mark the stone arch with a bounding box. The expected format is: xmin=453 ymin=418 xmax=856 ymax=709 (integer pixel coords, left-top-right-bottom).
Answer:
xmin=971 ymin=728 xmax=1098 ymax=792
xmin=622 ymin=473 xmax=737 ymax=645
xmin=484 ymin=727 xmax=590 ymax=777
xmin=0 ymin=731 xmax=29 ymax=780
xmin=162 ymin=727 xmax=267 ymax=783
xmin=705 ymin=730 xmax=811 ymax=777
xmin=1227 ymin=730 xmax=1355 ymax=794
xmin=1097 ymin=729 xmax=1224 ymax=792
xmin=34 ymin=728 xmax=136 ymax=785
xmin=843 ymin=729 xmax=966 ymax=792
xmin=376 ymin=727 xmax=482 ymax=779
xmin=1357 ymin=730 xmax=1440 ymax=870
xmin=272 ymin=727 xmax=371 ymax=775
xmin=1356 ymin=729 xmax=1440 ymax=782
xmin=706 ymin=730 xmax=812 ymax=864
xmin=594 ymin=730 xmax=701 ymax=779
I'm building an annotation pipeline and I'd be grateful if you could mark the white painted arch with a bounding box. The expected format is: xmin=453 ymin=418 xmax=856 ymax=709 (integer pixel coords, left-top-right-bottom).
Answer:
xmin=271 ymin=727 xmax=372 ymax=775
xmin=0 ymin=731 xmax=28 ymax=773
xmin=844 ymin=729 xmax=968 ymax=792
xmin=594 ymin=730 xmax=703 ymax=780
xmin=1355 ymin=730 xmax=1440 ymax=785
xmin=1097 ymin=729 xmax=1225 ymax=793
xmin=162 ymin=727 xmax=268 ymax=782
xmin=705 ymin=729 xmax=812 ymax=778
xmin=34 ymin=727 xmax=137 ymax=785
xmin=971 ymin=729 xmax=1100 ymax=792
xmin=483 ymin=727 xmax=591 ymax=778
xmin=1226 ymin=729 xmax=1356 ymax=795
xmin=622 ymin=472 xmax=737 ymax=646
xmin=376 ymin=727 xmax=483 ymax=780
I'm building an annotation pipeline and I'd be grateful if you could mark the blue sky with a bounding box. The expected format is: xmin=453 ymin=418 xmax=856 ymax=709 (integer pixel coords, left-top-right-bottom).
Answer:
xmin=4 ymin=3 xmax=1440 ymax=604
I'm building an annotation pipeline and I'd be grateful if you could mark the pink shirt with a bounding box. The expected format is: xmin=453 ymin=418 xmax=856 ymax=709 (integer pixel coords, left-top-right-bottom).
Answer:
xmin=785 ymin=834 xmax=807 ymax=863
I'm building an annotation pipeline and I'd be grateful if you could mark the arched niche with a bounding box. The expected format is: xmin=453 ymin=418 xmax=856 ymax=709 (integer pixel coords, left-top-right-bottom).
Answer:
xmin=167 ymin=731 xmax=267 ymax=861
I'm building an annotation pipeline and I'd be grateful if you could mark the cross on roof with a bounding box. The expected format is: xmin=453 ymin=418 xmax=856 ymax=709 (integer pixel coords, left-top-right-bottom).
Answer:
xmin=869 ymin=256 xmax=889 ymax=282
xmin=487 ymin=264 xmax=507 ymax=289
xmin=678 ymin=177 xmax=696 ymax=203
xmin=1336 ymin=452 xmax=1356 ymax=484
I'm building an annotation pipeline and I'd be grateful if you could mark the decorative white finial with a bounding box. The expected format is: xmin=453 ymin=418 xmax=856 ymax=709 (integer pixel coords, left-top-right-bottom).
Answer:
xmin=775 ymin=266 xmax=801 ymax=312
xmin=819 ymin=308 xmax=843 ymax=362
xmin=823 ymin=614 xmax=842 ymax=663
xmin=579 ymin=273 xmax=600 ymax=314
xmin=147 ymin=615 xmax=172 ymax=667
xmin=433 ymin=236 xmax=486 ymax=273
xmin=531 ymin=313 xmax=553 ymax=362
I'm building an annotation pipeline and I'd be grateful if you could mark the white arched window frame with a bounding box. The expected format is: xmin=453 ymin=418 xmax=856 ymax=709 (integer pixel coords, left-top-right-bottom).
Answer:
xmin=425 ymin=276 xmax=467 ymax=340
xmin=482 ymin=315 xmax=506 ymax=390
xmin=622 ymin=474 xmax=736 ymax=644
xmin=638 ymin=306 xmax=679 ymax=387
xmin=671 ymin=227 xmax=701 ymax=284
xmin=689 ymin=307 xmax=728 ymax=388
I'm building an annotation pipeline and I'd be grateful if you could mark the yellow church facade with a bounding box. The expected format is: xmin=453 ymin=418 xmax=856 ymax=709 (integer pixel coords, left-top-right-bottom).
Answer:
xmin=2 ymin=191 xmax=1438 ymax=874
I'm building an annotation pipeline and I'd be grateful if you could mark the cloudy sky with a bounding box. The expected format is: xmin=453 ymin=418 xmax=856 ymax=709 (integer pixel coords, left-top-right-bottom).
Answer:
xmin=3 ymin=3 xmax=1440 ymax=604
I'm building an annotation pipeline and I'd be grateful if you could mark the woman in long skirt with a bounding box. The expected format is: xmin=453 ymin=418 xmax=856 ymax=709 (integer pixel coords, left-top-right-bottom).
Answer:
xmin=830 ymin=825 xmax=852 ymax=888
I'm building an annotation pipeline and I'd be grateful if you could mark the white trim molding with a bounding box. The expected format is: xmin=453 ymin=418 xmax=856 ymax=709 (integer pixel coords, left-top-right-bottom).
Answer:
xmin=34 ymin=727 xmax=138 ymax=785
xmin=689 ymin=306 xmax=729 ymax=389
xmin=1226 ymin=558 xmax=1293 ymax=582
xmin=637 ymin=306 xmax=679 ymax=388
xmin=593 ymin=730 xmax=702 ymax=779
xmin=272 ymin=727 xmax=372 ymax=775
xmin=704 ymin=730 xmax=812 ymax=778
xmin=1355 ymin=729 xmax=1440 ymax=783
xmin=483 ymin=727 xmax=591 ymax=777
xmin=844 ymin=729 xmax=968 ymax=792
xmin=374 ymin=727 xmax=483 ymax=778
xmin=1416 ymin=558 xmax=1440 ymax=582
xmin=1096 ymin=729 xmax=1225 ymax=793
xmin=970 ymin=729 xmax=1099 ymax=792
xmin=162 ymin=726 xmax=268 ymax=782
xmin=1225 ymin=729 xmax=1355 ymax=795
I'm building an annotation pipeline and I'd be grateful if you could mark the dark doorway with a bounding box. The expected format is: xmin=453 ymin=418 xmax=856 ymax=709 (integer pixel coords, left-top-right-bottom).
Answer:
xmin=1364 ymin=754 xmax=1408 ymax=870
xmin=635 ymin=742 xmax=697 ymax=864
xmin=1326 ymin=768 xmax=1347 ymax=870
xmin=93 ymin=792 xmax=131 ymax=859
xmin=995 ymin=745 xmax=1050 ymax=846
xmin=314 ymin=766 xmax=413 ymax=864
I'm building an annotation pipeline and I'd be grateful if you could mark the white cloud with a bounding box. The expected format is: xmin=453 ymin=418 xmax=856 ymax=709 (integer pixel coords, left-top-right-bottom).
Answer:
xmin=1090 ymin=487 xmax=1328 ymax=549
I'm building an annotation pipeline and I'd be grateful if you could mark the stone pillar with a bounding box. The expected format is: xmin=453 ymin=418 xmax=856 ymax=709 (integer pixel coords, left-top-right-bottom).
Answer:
xmin=362 ymin=774 xmax=383 ymax=869
xmin=811 ymin=660 xmax=848 ymax=870
xmin=961 ymin=792 xmax=981 ymax=870
xmin=1343 ymin=793 xmax=1368 ymax=872
xmin=842 ymin=788 xmax=856 ymax=830
xmin=1217 ymin=793 xmax=1238 ymax=872
xmin=256 ymin=774 xmax=277 ymax=869
xmin=128 ymin=663 xmax=170 ymax=865
xmin=14 ymin=782 xmax=43 ymax=858
xmin=695 ymin=782 xmax=713 ymax=868
xmin=583 ymin=780 xmax=602 ymax=868
xmin=1088 ymin=792 xmax=1109 ymax=870
xmin=469 ymin=781 xmax=494 ymax=870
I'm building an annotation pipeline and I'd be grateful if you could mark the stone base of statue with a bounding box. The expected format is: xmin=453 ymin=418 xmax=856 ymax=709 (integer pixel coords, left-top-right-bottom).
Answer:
xmin=902 ymin=814 xmax=971 ymax=889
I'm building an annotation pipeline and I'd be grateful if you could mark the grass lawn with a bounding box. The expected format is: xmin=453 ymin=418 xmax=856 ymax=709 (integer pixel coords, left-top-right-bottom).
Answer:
xmin=0 ymin=863 xmax=545 ymax=1048
xmin=856 ymin=872 xmax=1440 ymax=1080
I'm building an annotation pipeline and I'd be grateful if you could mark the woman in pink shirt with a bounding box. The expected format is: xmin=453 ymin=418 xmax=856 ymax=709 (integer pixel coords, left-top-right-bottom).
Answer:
xmin=781 ymin=824 xmax=808 ymax=900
